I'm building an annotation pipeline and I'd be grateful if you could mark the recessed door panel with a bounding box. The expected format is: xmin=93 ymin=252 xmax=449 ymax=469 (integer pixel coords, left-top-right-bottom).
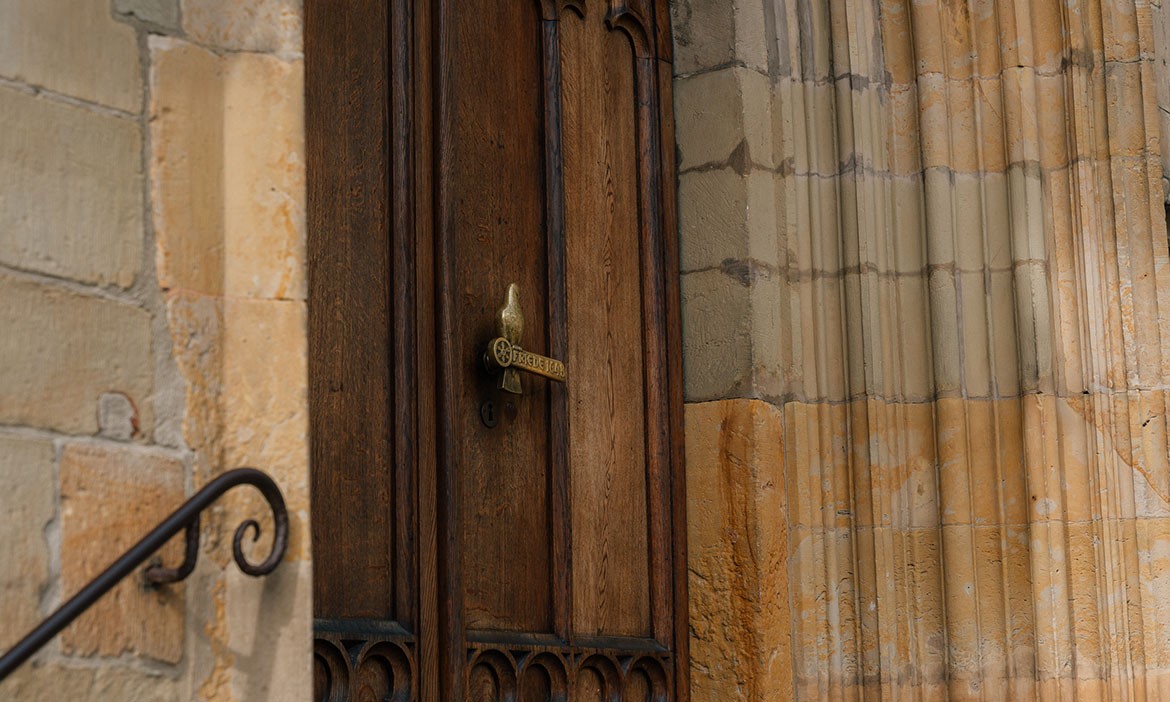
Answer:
xmin=447 ymin=0 xmax=553 ymax=634
xmin=561 ymin=8 xmax=652 ymax=638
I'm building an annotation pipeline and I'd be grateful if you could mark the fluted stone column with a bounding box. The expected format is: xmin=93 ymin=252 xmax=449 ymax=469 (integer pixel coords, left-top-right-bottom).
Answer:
xmin=674 ymin=0 xmax=1170 ymax=698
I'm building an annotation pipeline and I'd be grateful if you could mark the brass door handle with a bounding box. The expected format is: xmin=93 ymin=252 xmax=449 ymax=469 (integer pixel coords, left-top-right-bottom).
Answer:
xmin=482 ymin=283 xmax=567 ymax=394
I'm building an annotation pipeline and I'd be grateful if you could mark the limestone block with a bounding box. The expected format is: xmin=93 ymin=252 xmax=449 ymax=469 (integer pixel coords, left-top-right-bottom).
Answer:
xmin=222 ymin=298 xmax=309 ymax=561
xmin=150 ymin=38 xmax=225 ymax=297
xmin=958 ymin=270 xmax=992 ymax=397
xmin=789 ymin=174 xmax=843 ymax=275
xmin=0 ymin=276 xmax=153 ymax=436
xmin=0 ymin=0 xmax=141 ymax=112
xmin=669 ymin=0 xmax=735 ymax=75
xmin=224 ymin=53 xmax=306 ymax=300
xmin=684 ymin=399 xmax=789 ymax=702
xmin=59 ymin=443 xmax=185 ymax=663
xmin=0 ymin=661 xmax=178 ymax=701
xmin=675 ymin=67 xmax=772 ymax=172
xmin=679 ymin=168 xmax=779 ymax=273
xmin=681 ymin=269 xmax=753 ymax=401
xmin=0 ymin=434 xmax=54 ymax=651
xmin=1012 ymin=260 xmax=1054 ymax=394
xmin=115 ymin=0 xmax=181 ymax=31
xmin=182 ymin=0 xmax=302 ymax=53
xmin=0 ymin=88 xmax=143 ymax=288
xmin=790 ymin=274 xmax=850 ymax=401
xmin=927 ymin=268 xmax=961 ymax=394
xmin=783 ymin=81 xmax=838 ymax=177
xmin=732 ymin=0 xmax=769 ymax=74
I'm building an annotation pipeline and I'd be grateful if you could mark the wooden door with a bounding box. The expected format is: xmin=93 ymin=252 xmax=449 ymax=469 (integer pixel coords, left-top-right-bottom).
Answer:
xmin=307 ymin=2 xmax=686 ymax=700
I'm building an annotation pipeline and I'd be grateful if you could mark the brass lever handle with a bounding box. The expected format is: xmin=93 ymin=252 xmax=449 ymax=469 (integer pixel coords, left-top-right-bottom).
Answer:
xmin=482 ymin=283 xmax=567 ymax=394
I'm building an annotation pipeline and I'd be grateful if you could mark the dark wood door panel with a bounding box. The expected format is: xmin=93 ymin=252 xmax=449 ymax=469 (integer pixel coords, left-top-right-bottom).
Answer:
xmin=308 ymin=0 xmax=685 ymax=698
xmin=446 ymin=0 xmax=555 ymax=635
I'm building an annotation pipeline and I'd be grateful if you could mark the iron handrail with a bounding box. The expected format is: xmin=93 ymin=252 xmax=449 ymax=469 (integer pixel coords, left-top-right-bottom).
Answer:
xmin=0 ymin=467 xmax=288 ymax=681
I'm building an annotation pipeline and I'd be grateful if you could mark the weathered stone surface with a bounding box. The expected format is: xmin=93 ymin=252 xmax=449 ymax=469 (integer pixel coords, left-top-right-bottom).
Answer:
xmin=0 ymin=87 xmax=143 ymax=288
xmin=674 ymin=67 xmax=772 ymax=171
xmin=0 ymin=0 xmax=141 ymax=111
xmin=0 ymin=434 xmax=54 ymax=652
xmin=114 ymin=0 xmax=181 ymax=31
xmin=182 ymin=0 xmax=302 ymax=53
xmin=669 ymin=0 xmax=735 ymax=75
xmin=685 ymin=399 xmax=789 ymax=702
xmin=226 ymin=561 xmax=312 ymax=699
xmin=0 ymin=275 xmax=153 ymax=435
xmin=150 ymin=37 xmax=225 ymax=297
xmin=223 ymin=53 xmax=306 ymax=300
xmin=681 ymin=269 xmax=752 ymax=401
xmin=678 ymin=169 xmax=779 ymax=274
xmin=98 ymin=392 xmax=140 ymax=441
xmin=222 ymin=298 xmax=309 ymax=561
xmin=59 ymin=443 xmax=185 ymax=663
xmin=0 ymin=661 xmax=179 ymax=701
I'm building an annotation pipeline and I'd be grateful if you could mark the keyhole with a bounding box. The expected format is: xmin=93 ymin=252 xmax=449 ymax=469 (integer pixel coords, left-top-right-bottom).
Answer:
xmin=480 ymin=401 xmax=499 ymax=428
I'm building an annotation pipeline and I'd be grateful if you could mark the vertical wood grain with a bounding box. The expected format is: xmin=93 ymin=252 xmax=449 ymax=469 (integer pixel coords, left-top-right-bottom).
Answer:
xmin=443 ymin=0 xmax=554 ymax=634
xmin=307 ymin=0 xmax=394 ymax=621
xmin=561 ymin=6 xmax=652 ymax=638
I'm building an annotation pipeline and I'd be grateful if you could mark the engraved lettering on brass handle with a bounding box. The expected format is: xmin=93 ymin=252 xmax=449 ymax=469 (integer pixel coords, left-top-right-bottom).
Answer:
xmin=482 ymin=283 xmax=567 ymax=394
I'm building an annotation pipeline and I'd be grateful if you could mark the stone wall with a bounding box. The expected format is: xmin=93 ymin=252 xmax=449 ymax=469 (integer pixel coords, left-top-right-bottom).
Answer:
xmin=0 ymin=1 xmax=309 ymax=699
xmin=675 ymin=0 xmax=1170 ymax=699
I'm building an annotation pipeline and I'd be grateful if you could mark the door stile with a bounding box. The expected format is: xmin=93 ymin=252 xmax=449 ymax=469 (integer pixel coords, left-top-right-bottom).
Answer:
xmin=540 ymin=14 xmax=573 ymax=644
xmin=433 ymin=0 xmax=465 ymax=698
xmin=412 ymin=0 xmax=441 ymax=697
xmin=656 ymin=47 xmax=690 ymax=702
xmin=391 ymin=0 xmax=418 ymax=633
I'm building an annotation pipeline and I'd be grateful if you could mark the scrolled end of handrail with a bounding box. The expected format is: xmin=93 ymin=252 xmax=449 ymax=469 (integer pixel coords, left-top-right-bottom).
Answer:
xmin=147 ymin=467 xmax=289 ymax=583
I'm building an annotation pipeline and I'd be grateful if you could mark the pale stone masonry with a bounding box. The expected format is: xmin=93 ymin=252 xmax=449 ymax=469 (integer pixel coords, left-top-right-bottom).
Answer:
xmin=0 ymin=0 xmax=308 ymax=699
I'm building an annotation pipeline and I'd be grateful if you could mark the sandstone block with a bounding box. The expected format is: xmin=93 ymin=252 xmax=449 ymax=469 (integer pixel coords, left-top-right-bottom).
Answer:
xmin=0 ymin=0 xmax=141 ymax=111
xmin=163 ymin=290 xmax=224 ymax=463
xmin=59 ymin=443 xmax=185 ymax=663
xmin=0 ymin=276 xmax=153 ymax=436
xmin=0 ymin=88 xmax=143 ymax=288
xmin=0 ymin=661 xmax=179 ymax=701
xmin=0 ymin=434 xmax=55 ymax=651
xmin=685 ymin=399 xmax=789 ymax=702
xmin=182 ymin=0 xmax=302 ymax=53
xmin=222 ymin=298 xmax=309 ymax=561
xmin=224 ymin=53 xmax=306 ymax=300
xmin=150 ymin=38 xmax=225 ymax=297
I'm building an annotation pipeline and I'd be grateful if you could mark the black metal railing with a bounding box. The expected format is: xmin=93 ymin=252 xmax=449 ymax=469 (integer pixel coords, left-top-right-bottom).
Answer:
xmin=0 ymin=467 xmax=288 ymax=681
